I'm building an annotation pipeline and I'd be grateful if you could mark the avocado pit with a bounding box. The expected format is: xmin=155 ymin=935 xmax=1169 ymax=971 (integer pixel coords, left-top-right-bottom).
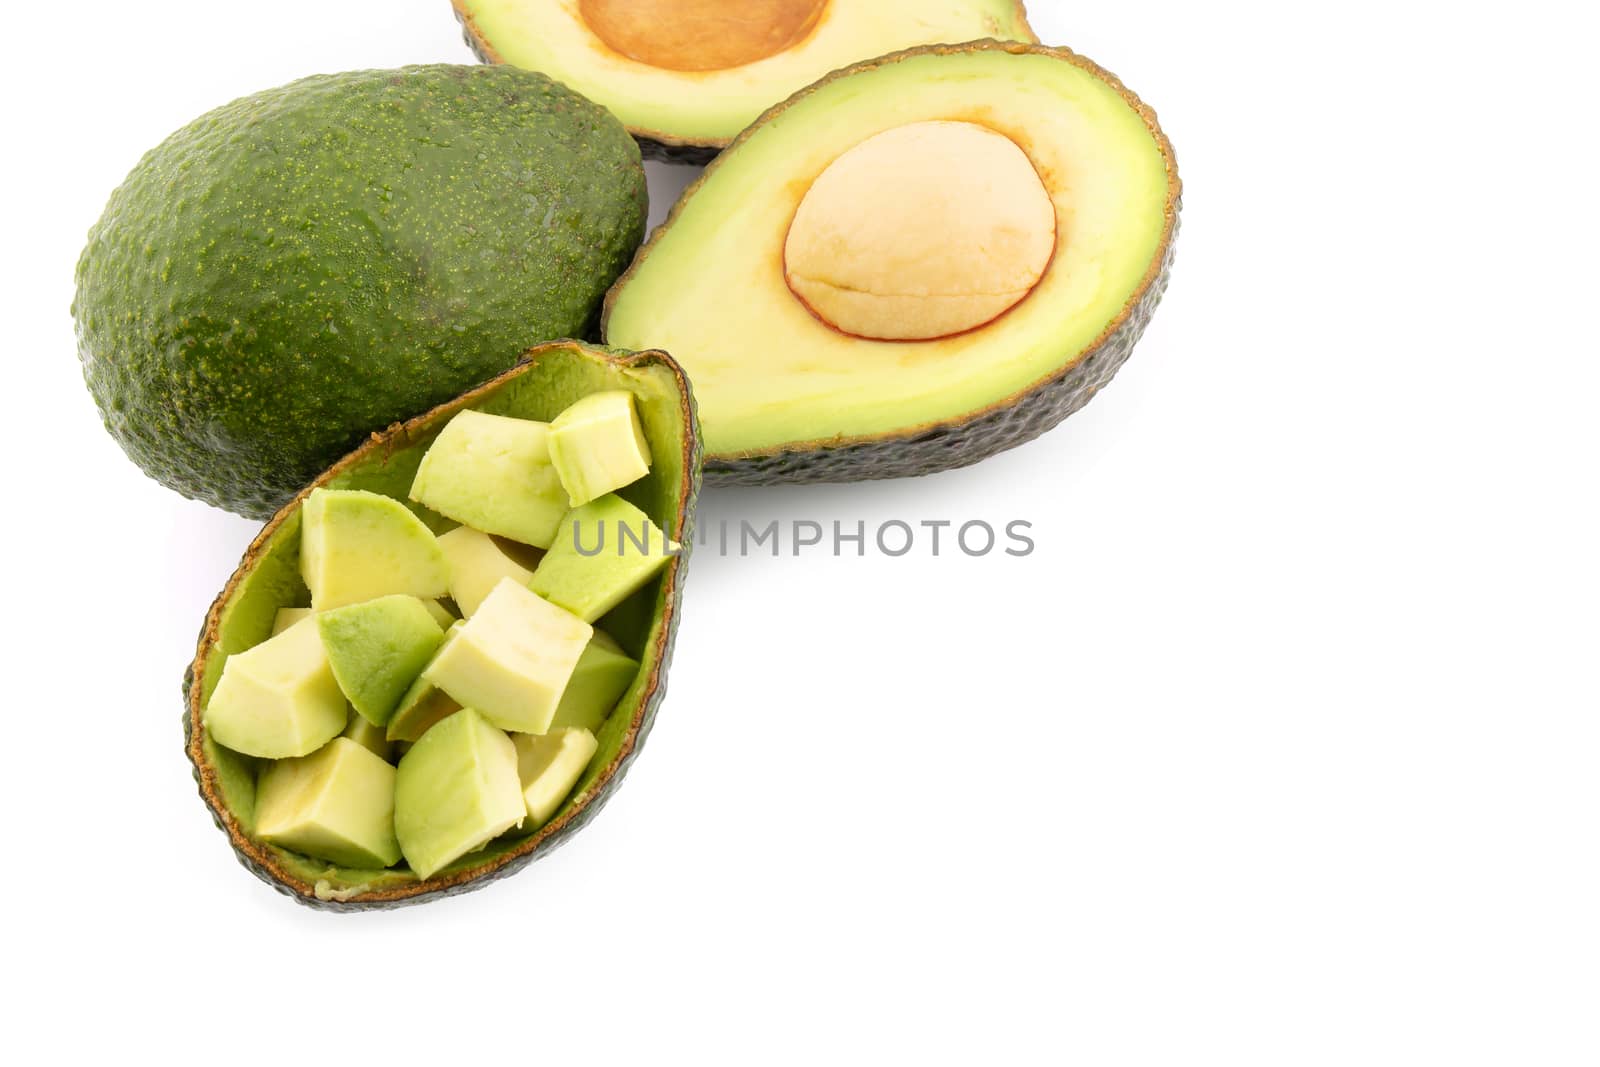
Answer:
xmin=578 ymin=0 xmax=828 ymax=73
xmin=782 ymin=120 xmax=1057 ymax=342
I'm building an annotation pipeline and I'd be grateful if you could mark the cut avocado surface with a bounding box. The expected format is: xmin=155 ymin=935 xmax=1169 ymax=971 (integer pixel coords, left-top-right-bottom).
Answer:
xmin=410 ymin=410 xmax=571 ymax=549
xmin=530 ymin=494 xmax=677 ymax=623
xmin=513 ymin=728 xmax=600 ymax=828
xmin=603 ymin=42 xmax=1180 ymax=480
xmin=256 ymin=738 xmax=401 ymax=869
xmin=437 ymin=526 xmax=537 ymax=618
xmin=422 ymin=600 xmax=458 ymax=629
xmin=550 ymin=630 xmax=639 ymax=733
xmin=342 ymin=713 xmax=393 ymax=762
xmin=203 ymin=616 xmax=348 ymax=760
xmin=318 ymin=596 xmax=446 ymax=727
xmin=184 ymin=342 xmax=699 ymax=908
xmin=394 ymin=709 xmax=525 ymax=879
xmin=74 ymin=65 xmax=647 ymax=519
xmin=301 ymin=489 xmax=449 ymax=610
xmin=456 ymin=0 xmax=1035 ymax=158
xmin=423 ymin=578 xmax=594 ymax=735
xmin=548 ymin=390 xmax=653 ymax=506
xmin=272 ymin=607 xmax=313 ymax=636
xmin=388 ymin=622 xmax=466 ymax=743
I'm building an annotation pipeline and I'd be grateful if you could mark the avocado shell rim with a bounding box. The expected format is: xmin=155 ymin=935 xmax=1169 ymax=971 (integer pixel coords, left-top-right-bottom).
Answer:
xmin=182 ymin=340 xmax=702 ymax=909
xmin=450 ymin=1 xmax=1038 ymax=162
xmin=600 ymin=39 xmax=1182 ymax=480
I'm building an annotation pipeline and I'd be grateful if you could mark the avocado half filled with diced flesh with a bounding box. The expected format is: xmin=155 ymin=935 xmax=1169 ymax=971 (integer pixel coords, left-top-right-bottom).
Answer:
xmin=603 ymin=42 xmax=1181 ymax=483
xmin=184 ymin=341 xmax=699 ymax=908
xmin=453 ymin=0 xmax=1036 ymax=162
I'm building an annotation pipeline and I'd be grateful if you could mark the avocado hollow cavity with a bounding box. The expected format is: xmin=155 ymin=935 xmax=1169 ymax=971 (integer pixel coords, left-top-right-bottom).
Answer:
xmin=578 ymin=0 xmax=829 ymax=73
xmin=782 ymin=120 xmax=1057 ymax=341
xmin=183 ymin=341 xmax=701 ymax=909
xmin=455 ymin=0 xmax=1035 ymax=159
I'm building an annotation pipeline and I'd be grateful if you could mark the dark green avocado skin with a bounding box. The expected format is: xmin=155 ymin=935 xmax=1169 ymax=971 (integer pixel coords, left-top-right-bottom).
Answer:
xmin=452 ymin=11 xmax=720 ymax=165
xmin=707 ymin=218 xmax=1179 ymax=485
xmin=74 ymin=65 xmax=647 ymax=519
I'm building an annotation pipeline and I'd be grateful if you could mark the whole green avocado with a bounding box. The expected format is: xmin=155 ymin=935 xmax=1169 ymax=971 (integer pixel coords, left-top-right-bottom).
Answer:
xmin=74 ymin=65 xmax=648 ymax=518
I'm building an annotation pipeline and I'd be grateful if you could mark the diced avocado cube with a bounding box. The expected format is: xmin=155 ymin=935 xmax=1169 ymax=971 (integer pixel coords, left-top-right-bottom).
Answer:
xmin=438 ymin=525 xmax=536 ymax=617
xmin=421 ymin=599 xmax=457 ymax=628
xmin=204 ymin=616 xmax=348 ymax=759
xmin=300 ymin=488 xmax=449 ymax=610
xmin=529 ymin=494 xmax=677 ymax=623
xmin=386 ymin=622 xmax=466 ymax=742
xmin=512 ymin=728 xmax=600 ymax=827
xmin=408 ymin=410 xmax=570 ymax=549
xmin=549 ymin=629 xmax=639 ymax=733
xmin=548 ymin=390 xmax=653 ymax=507
xmin=256 ymin=737 xmax=400 ymax=868
xmin=423 ymin=578 xmax=592 ymax=734
xmin=341 ymin=711 xmax=392 ymax=762
xmin=272 ymin=607 xmax=314 ymax=636
xmin=318 ymin=595 xmax=446 ymax=727
xmin=394 ymin=708 xmax=524 ymax=879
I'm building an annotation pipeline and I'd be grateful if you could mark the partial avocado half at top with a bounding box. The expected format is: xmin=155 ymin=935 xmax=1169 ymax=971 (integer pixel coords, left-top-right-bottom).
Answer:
xmin=74 ymin=65 xmax=647 ymax=520
xmin=183 ymin=341 xmax=700 ymax=909
xmin=603 ymin=42 xmax=1181 ymax=483
xmin=452 ymin=0 xmax=1036 ymax=162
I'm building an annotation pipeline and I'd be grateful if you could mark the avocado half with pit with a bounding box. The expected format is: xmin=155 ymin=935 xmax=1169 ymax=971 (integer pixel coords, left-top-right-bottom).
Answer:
xmin=452 ymin=0 xmax=1036 ymax=162
xmin=603 ymin=42 xmax=1181 ymax=483
xmin=183 ymin=341 xmax=700 ymax=908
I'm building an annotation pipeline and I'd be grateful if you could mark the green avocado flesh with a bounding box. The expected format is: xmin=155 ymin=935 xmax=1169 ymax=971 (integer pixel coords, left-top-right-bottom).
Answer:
xmin=318 ymin=595 xmax=446 ymax=727
xmin=185 ymin=343 xmax=697 ymax=904
xmin=552 ymin=630 xmax=639 ymax=734
xmin=457 ymin=0 xmax=1034 ymax=149
xmin=530 ymin=495 xmax=677 ymax=623
xmin=75 ymin=65 xmax=647 ymax=519
xmin=395 ymin=709 xmax=525 ymax=880
xmin=603 ymin=44 xmax=1176 ymax=462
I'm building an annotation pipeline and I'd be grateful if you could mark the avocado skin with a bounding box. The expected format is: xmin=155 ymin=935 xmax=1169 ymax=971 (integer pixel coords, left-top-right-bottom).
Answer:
xmin=75 ymin=65 xmax=647 ymax=519
xmin=452 ymin=10 xmax=720 ymax=165
xmin=182 ymin=342 xmax=701 ymax=909
xmin=709 ymin=223 xmax=1178 ymax=484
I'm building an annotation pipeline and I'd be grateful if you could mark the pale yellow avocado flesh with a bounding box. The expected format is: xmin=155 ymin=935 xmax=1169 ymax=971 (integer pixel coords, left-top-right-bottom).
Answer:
xmin=300 ymin=489 xmax=450 ymax=610
xmin=409 ymin=410 xmax=570 ymax=550
xmin=603 ymin=47 xmax=1175 ymax=458
xmin=512 ymin=728 xmax=600 ymax=827
xmin=203 ymin=616 xmax=348 ymax=760
xmin=256 ymin=737 xmax=401 ymax=869
xmin=547 ymin=390 xmax=653 ymax=506
xmin=457 ymin=0 xmax=1035 ymax=144
xmin=271 ymin=607 xmax=313 ymax=636
xmin=437 ymin=525 xmax=536 ymax=617
xmin=341 ymin=712 xmax=392 ymax=761
xmin=422 ymin=577 xmax=593 ymax=734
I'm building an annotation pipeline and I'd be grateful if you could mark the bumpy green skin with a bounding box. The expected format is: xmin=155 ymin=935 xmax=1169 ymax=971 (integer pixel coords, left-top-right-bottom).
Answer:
xmin=709 ymin=218 xmax=1180 ymax=484
xmin=452 ymin=10 xmax=722 ymax=166
xmin=75 ymin=65 xmax=647 ymax=519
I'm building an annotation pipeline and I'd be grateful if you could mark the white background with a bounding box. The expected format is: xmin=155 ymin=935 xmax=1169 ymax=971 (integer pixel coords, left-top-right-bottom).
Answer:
xmin=5 ymin=1 xmax=1596 ymax=1062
